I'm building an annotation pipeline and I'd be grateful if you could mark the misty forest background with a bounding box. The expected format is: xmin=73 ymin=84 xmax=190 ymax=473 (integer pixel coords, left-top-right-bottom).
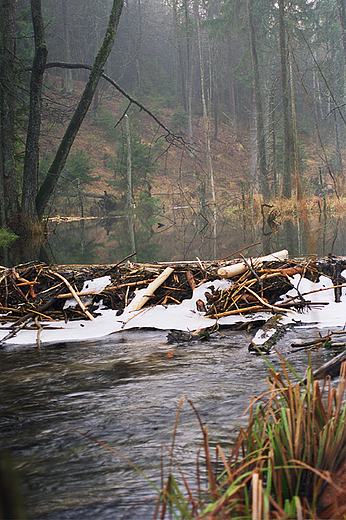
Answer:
xmin=1 ymin=0 xmax=346 ymax=262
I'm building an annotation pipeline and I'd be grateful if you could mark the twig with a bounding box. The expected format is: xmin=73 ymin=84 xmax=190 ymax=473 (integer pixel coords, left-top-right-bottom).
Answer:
xmin=56 ymin=290 xmax=98 ymax=299
xmin=244 ymin=286 xmax=298 ymax=315
xmin=302 ymin=283 xmax=346 ymax=297
xmin=240 ymin=253 xmax=262 ymax=290
xmin=0 ymin=297 xmax=58 ymax=346
xmin=210 ymin=305 xmax=267 ymax=318
xmin=49 ymin=271 xmax=94 ymax=321
xmin=44 ymin=62 xmax=187 ymax=148
xmin=103 ymin=252 xmax=137 ymax=274
xmin=217 ymin=242 xmax=262 ymax=262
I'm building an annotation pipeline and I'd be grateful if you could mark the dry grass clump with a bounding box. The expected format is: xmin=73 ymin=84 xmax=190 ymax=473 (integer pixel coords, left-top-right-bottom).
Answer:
xmin=155 ymin=359 xmax=346 ymax=519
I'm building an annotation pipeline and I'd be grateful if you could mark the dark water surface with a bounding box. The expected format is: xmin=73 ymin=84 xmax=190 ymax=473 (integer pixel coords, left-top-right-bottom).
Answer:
xmin=2 ymin=209 xmax=346 ymax=266
xmin=0 ymin=326 xmax=334 ymax=519
xmin=44 ymin=212 xmax=346 ymax=264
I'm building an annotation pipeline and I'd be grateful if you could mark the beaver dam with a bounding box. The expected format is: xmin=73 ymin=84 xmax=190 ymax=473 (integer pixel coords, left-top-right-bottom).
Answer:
xmin=1 ymin=249 xmax=346 ymax=358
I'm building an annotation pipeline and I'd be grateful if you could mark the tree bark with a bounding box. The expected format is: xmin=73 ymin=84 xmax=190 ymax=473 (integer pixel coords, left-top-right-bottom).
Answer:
xmin=247 ymin=0 xmax=270 ymax=201
xmin=278 ymin=0 xmax=293 ymax=199
xmin=61 ymin=0 xmax=73 ymax=93
xmin=172 ymin=0 xmax=187 ymax=110
xmin=269 ymin=81 xmax=278 ymax=198
xmin=125 ymin=114 xmax=137 ymax=260
xmin=0 ymin=0 xmax=19 ymax=225
xmin=36 ymin=0 xmax=124 ymax=220
xmin=194 ymin=0 xmax=217 ymax=258
xmin=289 ymin=44 xmax=302 ymax=200
xmin=184 ymin=0 xmax=194 ymax=148
xmin=21 ymin=0 xmax=48 ymax=224
xmin=337 ymin=0 xmax=346 ymax=96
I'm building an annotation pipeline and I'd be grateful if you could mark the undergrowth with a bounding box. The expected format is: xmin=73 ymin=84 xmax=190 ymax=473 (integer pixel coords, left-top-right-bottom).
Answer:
xmin=0 ymin=227 xmax=18 ymax=247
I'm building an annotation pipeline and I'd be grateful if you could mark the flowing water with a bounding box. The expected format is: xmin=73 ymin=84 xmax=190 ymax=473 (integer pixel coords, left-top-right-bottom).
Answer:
xmin=0 ymin=326 xmax=333 ymax=519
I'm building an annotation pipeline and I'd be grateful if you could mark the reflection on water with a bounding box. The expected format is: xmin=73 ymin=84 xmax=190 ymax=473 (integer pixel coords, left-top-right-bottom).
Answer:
xmin=1 ymin=209 xmax=346 ymax=267
xmin=0 ymin=327 xmax=334 ymax=519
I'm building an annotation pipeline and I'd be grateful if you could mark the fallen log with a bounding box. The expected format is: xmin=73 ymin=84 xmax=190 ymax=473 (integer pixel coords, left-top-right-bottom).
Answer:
xmin=248 ymin=314 xmax=287 ymax=353
xmin=126 ymin=266 xmax=175 ymax=312
xmin=217 ymin=249 xmax=289 ymax=278
xmin=307 ymin=350 xmax=346 ymax=380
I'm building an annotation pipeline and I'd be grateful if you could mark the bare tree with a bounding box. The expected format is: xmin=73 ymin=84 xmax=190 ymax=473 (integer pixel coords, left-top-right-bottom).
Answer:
xmin=278 ymin=0 xmax=293 ymax=199
xmin=247 ymin=0 xmax=270 ymax=201
xmin=0 ymin=0 xmax=19 ymax=226
xmin=21 ymin=0 xmax=48 ymax=223
xmin=36 ymin=0 xmax=124 ymax=220
xmin=194 ymin=0 xmax=217 ymax=257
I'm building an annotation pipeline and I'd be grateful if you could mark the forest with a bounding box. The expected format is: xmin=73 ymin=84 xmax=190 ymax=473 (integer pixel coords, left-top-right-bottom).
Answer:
xmin=1 ymin=0 xmax=346 ymax=255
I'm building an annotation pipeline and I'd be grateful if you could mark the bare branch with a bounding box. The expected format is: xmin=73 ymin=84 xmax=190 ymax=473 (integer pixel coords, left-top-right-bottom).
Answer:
xmin=44 ymin=61 xmax=188 ymax=148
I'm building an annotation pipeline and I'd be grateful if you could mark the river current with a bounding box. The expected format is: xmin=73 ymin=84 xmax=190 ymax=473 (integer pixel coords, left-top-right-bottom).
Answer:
xmin=0 ymin=325 xmax=332 ymax=519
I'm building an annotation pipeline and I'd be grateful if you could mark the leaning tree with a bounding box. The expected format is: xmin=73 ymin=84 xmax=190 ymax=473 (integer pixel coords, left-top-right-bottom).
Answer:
xmin=0 ymin=0 xmax=124 ymax=232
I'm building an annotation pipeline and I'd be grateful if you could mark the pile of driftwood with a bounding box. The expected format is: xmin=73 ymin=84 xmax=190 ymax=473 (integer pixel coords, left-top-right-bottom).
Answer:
xmin=0 ymin=261 xmax=211 ymax=325
xmin=0 ymin=250 xmax=346 ymax=340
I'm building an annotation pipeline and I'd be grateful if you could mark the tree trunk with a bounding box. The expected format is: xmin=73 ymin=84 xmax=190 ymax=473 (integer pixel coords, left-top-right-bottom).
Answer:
xmin=172 ymin=0 xmax=187 ymax=110
xmin=194 ymin=0 xmax=217 ymax=258
xmin=61 ymin=0 xmax=73 ymax=93
xmin=278 ymin=0 xmax=293 ymax=199
xmin=247 ymin=0 xmax=270 ymax=201
xmin=21 ymin=0 xmax=48 ymax=225
xmin=337 ymin=0 xmax=346 ymax=96
xmin=249 ymin=91 xmax=258 ymax=191
xmin=0 ymin=0 xmax=19 ymax=226
xmin=269 ymin=81 xmax=278 ymax=197
xmin=226 ymin=30 xmax=237 ymax=123
xmin=289 ymin=45 xmax=302 ymax=200
xmin=125 ymin=114 xmax=137 ymax=260
xmin=334 ymin=111 xmax=343 ymax=180
xmin=36 ymin=0 xmax=124 ymax=220
xmin=184 ymin=0 xmax=194 ymax=148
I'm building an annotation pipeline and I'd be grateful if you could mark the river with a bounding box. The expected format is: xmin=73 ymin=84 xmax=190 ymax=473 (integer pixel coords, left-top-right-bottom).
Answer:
xmin=0 ymin=324 xmax=333 ymax=519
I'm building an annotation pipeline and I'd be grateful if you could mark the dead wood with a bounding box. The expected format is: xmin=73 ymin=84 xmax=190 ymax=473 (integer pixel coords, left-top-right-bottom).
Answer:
xmin=48 ymin=271 xmax=94 ymax=321
xmin=126 ymin=267 xmax=175 ymax=312
xmin=0 ymin=253 xmax=344 ymax=344
xmin=306 ymin=352 xmax=346 ymax=381
xmin=0 ymin=296 xmax=59 ymax=346
xmin=186 ymin=270 xmax=196 ymax=291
